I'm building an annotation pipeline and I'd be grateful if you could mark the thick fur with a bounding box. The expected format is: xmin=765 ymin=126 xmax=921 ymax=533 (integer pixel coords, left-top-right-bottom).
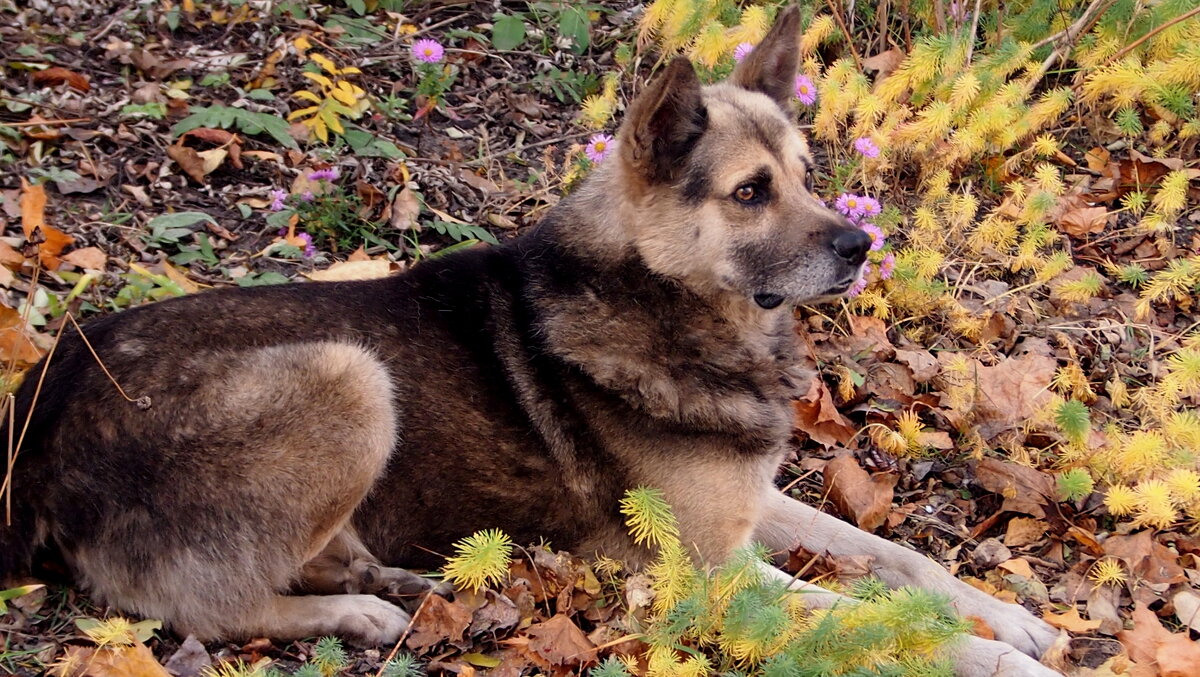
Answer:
xmin=1 ymin=8 xmax=1060 ymax=675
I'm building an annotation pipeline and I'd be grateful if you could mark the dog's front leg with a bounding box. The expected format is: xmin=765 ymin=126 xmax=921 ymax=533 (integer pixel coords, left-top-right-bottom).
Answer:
xmin=754 ymin=564 xmax=1062 ymax=677
xmin=753 ymin=491 xmax=1059 ymax=660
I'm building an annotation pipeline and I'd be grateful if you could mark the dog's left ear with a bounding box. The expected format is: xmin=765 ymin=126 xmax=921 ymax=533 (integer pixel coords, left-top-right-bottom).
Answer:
xmin=730 ymin=5 xmax=801 ymax=109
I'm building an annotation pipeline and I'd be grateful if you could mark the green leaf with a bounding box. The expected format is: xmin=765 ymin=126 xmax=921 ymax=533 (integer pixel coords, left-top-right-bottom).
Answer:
xmin=558 ymin=6 xmax=590 ymax=53
xmin=491 ymin=14 xmax=526 ymax=51
xmin=0 ymin=584 xmax=44 ymax=613
xmin=343 ymin=128 xmax=405 ymax=159
xmin=147 ymin=211 xmax=216 ymax=231
xmin=346 ymin=0 xmax=366 ymax=15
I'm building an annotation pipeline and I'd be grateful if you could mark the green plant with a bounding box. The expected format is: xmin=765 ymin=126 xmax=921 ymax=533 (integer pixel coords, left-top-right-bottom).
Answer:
xmin=441 ymin=529 xmax=513 ymax=592
xmin=171 ymin=233 xmax=220 ymax=267
xmin=173 ymin=105 xmax=298 ymax=149
xmin=310 ymin=637 xmax=347 ymax=677
xmin=532 ymin=67 xmax=601 ymax=103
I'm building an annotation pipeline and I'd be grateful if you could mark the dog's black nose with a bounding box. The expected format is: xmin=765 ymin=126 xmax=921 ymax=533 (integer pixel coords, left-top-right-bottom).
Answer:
xmin=831 ymin=228 xmax=871 ymax=265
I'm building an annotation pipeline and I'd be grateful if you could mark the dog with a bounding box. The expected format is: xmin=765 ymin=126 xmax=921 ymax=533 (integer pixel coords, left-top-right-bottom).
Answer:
xmin=0 ymin=8 xmax=1060 ymax=675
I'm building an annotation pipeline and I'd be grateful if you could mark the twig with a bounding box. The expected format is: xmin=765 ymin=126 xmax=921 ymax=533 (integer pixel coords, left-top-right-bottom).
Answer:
xmin=463 ymin=130 xmax=594 ymax=168
xmin=373 ymin=593 xmax=435 ymax=677
xmin=63 ymin=313 xmax=150 ymax=409
xmin=823 ymin=0 xmax=863 ymax=70
xmin=1101 ymin=5 xmax=1200 ymax=65
xmin=1028 ymin=0 xmax=1115 ymax=90
xmin=0 ymin=117 xmax=91 ymax=128
xmin=964 ymin=0 xmax=984 ymax=62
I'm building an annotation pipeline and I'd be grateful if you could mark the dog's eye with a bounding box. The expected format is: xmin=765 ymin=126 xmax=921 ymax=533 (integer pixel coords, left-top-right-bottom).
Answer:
xmin=804 ymin=171 xmax=814 ymax=192
xmin=734 ymin=184 xmax=759 ymax=204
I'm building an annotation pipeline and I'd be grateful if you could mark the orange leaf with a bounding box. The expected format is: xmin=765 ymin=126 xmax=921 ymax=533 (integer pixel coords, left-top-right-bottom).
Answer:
xmin=1044 ymin=607 xmax=1102 ymax=633
xmin=822 ymin=455 xmax=897 ymax=532
xmin=0 ymin=305 xmax=47 ymax=368
xmin=32 ymin=66 xmax=90 ymax=92
xmin=19 ymin=179 xmax=46 ymax=238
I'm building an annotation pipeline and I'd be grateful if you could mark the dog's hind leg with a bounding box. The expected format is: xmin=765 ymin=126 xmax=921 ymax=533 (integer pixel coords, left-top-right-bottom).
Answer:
xmin=300 ymin=528 xmax=450 ymax=597
xmin=753 ymin=491 xmax=1059 ymax=661
xmin=754 ymin=564 xmax=1062 ymax=677
xmin=70 ymin=342 xmax=413 ymax=646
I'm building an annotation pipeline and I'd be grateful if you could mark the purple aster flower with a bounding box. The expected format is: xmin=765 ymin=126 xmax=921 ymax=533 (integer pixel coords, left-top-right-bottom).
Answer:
xmin=878 ymin=253 xmax=896 ymax=280
xmin=296 ymin=231 xmax=316 ymax=258
xmin=861 ymin=223 xmax=885 ymax=251
xmin=854 ymin=137 xmax=881 ymax=158
xmin=300 ymin=191 xmax=315 ymax=202
xmin=834 ymin=193 xmax=864 ymax=218
xmin=794 ymin=75 xmax=816 ymax=106
xmin=308 ymin=167 xmax=340 ymax=182
xmin=847 ymin=274 xmax=868 ymax=298
xmin=412 ymin=38 xmax=444 ymax=64
xmin=585 ymin=133 xmax=615 ymax=164
xmin=269 ymin=189 xmax=288 ymax=211
xmin=733 ymin=42 xmax=754 ymax=62
xmin=858 ymin=196 xmax=882 ymax=218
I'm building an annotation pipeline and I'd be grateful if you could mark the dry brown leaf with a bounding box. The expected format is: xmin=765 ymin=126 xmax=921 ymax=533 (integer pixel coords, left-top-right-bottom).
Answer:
xmin=1174 ymin=590 xmax=1200 ymax=634
xmin=0 ymin=305 xmax=47 ymax=367
xmin=822 ymin=455 xmax=897 ymax=532
xmin=167 ymin=144 xmax=227 ymax=184
xmin=793 ymin=377 xmax=856 ymax=447
xmin=61 ymin=246 xmax=108 ymax=271
xmin=52 ymin=642 xmax=171 ymax=677
xmin=32 ymin=66 xmax=91 ymax=92
xmin=1104 ymin=531 xmax=1187 ymax=586
xmin=406 ymin=594 xmax=473 ymax=653
xmin=894 ymin=348 xmax=938 ymax=382
xmin=1058 ymin=205 xmax=1110 ymax=238
xmin=997 ymin=557 xmax=1036 ymax=579
xmin=0 ymin=241 xmax=25 ymax=270
xmin=1119 ymin=602 xmax=1200 ymax=677
xmin=938 ymin=350 xmax=1057 ymax=440
xmin=974 ymin=457 xmax=1055 ymax=518
xmin=307 ymin=259 xmax=394 ymax=282
xmin=1004 ymin=517 xmax=1049 ymax=548
xmin=861 ymin=49 xmax=905 ymax=75
xmin=1044 ymin=606 xmax=1102 ymax=633
xmin=524 ymin=614 xmax=595 ymax=667
xmin=390 ymin=187 xmax=422 ymax=231
xmin=347 ymin=246 xmax=371 ymax=262
xmin=19 ymin=178 xmax=46 ymax=236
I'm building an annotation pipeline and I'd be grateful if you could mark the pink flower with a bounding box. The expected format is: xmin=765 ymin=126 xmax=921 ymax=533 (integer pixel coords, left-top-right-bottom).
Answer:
xmin=859 ymin=196 xmax=882 ymax=218
xmin=733 ymin=42 xmax=754 ymax=62
xmin=835 ymin=193 xmax=863 ymax=218
xmin=296 ymin=231 xmax=317 ymax=258
xmin=585 ymin=133 xmax=615 ymax=163
xmin=847 ymin=275 xmax=868 ymax=298
xmin=861 ymin=223 xmax=885 ymax=251
xmin=269 ymin=189 xmax=287 ymax=211
xmin=794 ymin=75 xmax=816 ymax=105
xmin=300 ymin=191 xmax=315 ymax=202
xmin=854 ymin=137 xmax=881 ymax=158
xmin=412 ymin=39 xmax=444 ymax=64
xmin=878 ymin=253 xmax=896 ymax=280
xmin=308 ymin=167 xmax=340 ymax=182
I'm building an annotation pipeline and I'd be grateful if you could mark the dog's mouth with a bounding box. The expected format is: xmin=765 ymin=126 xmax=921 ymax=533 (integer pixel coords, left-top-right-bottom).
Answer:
xmin=753 ymin=292 xmax=786 ymax=309
xmin=822 ymin=275 xmax=859 ymax=296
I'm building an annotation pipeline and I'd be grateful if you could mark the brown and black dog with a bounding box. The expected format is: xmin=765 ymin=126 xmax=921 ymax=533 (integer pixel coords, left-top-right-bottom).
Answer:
xmin=1 ymin=8 xmax=1059 ymax=675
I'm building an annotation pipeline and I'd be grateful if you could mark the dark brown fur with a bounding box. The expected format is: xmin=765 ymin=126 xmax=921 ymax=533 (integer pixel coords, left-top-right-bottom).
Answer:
xmin=1 ymin=9 xmax=1061 ymax=674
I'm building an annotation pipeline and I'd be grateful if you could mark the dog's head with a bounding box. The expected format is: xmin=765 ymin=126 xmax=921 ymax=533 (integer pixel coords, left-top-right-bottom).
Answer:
xmin=615 ymin=6 xmax=869 ymax=310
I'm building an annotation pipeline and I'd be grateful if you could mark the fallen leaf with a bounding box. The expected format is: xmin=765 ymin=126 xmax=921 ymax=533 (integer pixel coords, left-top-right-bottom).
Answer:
xmin=895 ymin=348 xmax=938 ymax=382
xmin=1104 ymin=531 xmax=1187 ymax=586
xmin=0 ymin=241 xmax=25 ymax=270
xmin=1045 ymin=606 xmax=1102 ymax=633
xmin=997 ymin=557 xmax=1036 ymax=579
xmin=822 ymin=455 xmax=897 ymax=532
xmin=53 ymin=642 xmax=171 ymax=677
xmin=307 ymin=259 xmax=394 ymax=282
xmin=61 ymin=246 xmax=107 ymax=271
xmin=524 ymin=614 xmax=595 ymax=667
xmin=937 ymin=349 xmax=1057 ymax=440
xmin=163 ymin=635 xmax=211 ymax=677
xmin=974 ymin=457 xmax=1055 ymax=518
xmin=1174 ymin=590 xmax=1200 ymax=634
xmin=160 ymin=261 xmax=201 ymax=294
xmin=793 ymin=377 xmax=856 ymax=447
xmin=32 ymin=66 xmax=90 ymax=92
xmin=1058 ymin=205 xmax=1110 ymax=238
xmin=167 ymin=143 xmax=227 ymax=184
xmin=390 ymin=187 xmax=422 ymax=231
xmin=407 ymin=594 xmax=473 ymax=653
xmin=1004 ymin=517 xmax=1049 ymax=548
xmin=19 ymin=178 xmax=46 ymax=236
xmin=862 ymin=49 xmax=905 ymax=75
xmin=1119 ymin=602 xmax=1200 ymax=677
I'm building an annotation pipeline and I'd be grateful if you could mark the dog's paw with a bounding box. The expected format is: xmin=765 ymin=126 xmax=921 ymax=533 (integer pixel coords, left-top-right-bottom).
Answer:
xmin=959 ymin=595 xmax=1058 ymax=658
xmin=329 ymin=594 xmax=411 ymax=647
xmin=953 ymin=636 xmax=1064 ymax=677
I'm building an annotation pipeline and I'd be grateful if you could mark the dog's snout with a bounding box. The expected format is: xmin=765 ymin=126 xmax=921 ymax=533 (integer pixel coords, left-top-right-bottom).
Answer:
xmin=831 ymin=228 xmax=871 ymax=265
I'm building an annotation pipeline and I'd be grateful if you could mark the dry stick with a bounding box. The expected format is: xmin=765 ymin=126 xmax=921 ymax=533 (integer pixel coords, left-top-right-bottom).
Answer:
xmin=0 ymin=118 xmax=91 ymax=128
xmin=964 ymin=0 xmax=984 ymax=62
xmin=1 ymin=313 xmax=63 ymax=525
xmin=1102 ymin=5 xmax=1200 ymax=65
xmin=824 ymin=0 xmax=863 ymax=71
xmin=1029 ymin=0 xmax=1116 ymax=89
xmin=374 ymin=593 xmax=435 ymax=677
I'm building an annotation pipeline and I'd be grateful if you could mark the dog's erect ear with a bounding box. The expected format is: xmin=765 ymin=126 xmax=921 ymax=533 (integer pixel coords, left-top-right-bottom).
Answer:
xmin=619 ymin=56 xmax=706 ymax=183
xmin=730 ymin=5 xmax=801 ymax=108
